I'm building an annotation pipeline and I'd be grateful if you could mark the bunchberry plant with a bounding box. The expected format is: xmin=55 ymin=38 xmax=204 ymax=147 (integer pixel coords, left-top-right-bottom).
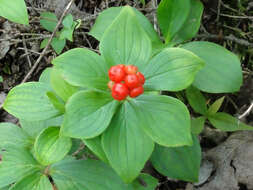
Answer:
xmin=40 ymin=12 xmax=81 ymax=54
xmin=1 ymin=1 xmax=252 ymax=189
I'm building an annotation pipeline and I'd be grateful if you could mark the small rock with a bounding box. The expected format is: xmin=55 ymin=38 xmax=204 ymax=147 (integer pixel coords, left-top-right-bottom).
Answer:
xmin=0 ymin=92 xmax=6 ymax=105
xmin=0 ymin=21 xmax=12 ymax=59
xmin=196 ymin=131 xmax=253 ymax=190
xmin=194 ymin=159 xmax=214 ymax=186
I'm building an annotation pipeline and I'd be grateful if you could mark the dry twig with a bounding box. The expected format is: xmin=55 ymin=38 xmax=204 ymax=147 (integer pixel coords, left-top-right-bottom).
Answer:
xmin=216 ymin=0 xmax=222 ymax=22
xmin=22 ymin=36 xmax=32 ymax=67
xmin=196 ymin=34 xmax=253 ymax=48
xmin=238 ymin=102 xmax=253 ymax=120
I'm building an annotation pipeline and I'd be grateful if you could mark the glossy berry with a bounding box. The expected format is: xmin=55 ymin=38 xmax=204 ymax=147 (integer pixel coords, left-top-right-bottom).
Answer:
xmin=111 ymin=83 xmax=129 ymax=101
xmin=130 ymin=86 xmax=144 ymax=98
xmin=137 ymin=72 xmax=145 ymax=85
xmin=108 ymin=65 xmax=126 ymax=82
xmin=124 ymin=65 xmax=138 ymax=75
xmin=107 ymin=81 xmax=114 ymax=90
xmin=108 ymin=64 xmax=145 ymax=100
xmin=117 ymin=64 xmax=125 ymax=70
xmin=125 ymin=74 xmax=140 ymax=89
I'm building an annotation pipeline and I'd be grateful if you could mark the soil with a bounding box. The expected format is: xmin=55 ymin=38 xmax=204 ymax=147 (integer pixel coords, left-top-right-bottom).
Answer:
xmin=0 ymin=0 xmax=253 ymax=190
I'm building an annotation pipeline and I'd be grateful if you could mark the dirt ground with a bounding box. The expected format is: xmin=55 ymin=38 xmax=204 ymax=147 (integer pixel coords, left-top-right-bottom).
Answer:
xmin=0 ymin=0 xmax=253 ymax=189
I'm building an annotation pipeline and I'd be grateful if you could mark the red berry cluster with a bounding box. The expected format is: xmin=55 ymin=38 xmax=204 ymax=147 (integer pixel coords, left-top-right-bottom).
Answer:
xmin=108 ymin=65 xmax=145 ymax=101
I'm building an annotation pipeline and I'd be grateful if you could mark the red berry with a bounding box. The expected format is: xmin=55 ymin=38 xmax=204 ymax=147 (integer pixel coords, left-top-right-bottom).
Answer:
xmin=137 ymin=72 xmax=145 ymax=85
xmin=124 ymin=65 xmax=138 ymax=75
xmin=130 ymin=86 xmax=144 ymax=98
xmin=117 ymin=64 xmax=125 ymax=69
xmin=125 ymin=74 xmax=140 ymax=89
xmin=107 ymin=81 xmax=114 ymax=90
xmin=111 ymin=83 xmax=129 ymax=101
xmin=108 ymin=65 xmax=126 ymax=82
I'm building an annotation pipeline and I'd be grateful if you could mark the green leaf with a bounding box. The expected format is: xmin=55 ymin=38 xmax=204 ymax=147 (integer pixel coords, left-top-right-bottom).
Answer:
xmin=53 ymin=175 xmax=88 ymax=190
xmin=89 ymin=7 xmax=121 ymax=40
xmin=20 ymin=116 xmax=63 ymax=138
xmin=0 ymin=0 xmax=28 ymax=25
xmin=39 ymin=68 xmax=52 ymax=84
xmin=10 ymin=172 xmax=53 ymax=190
xmin=40 ymin=12 xmax=58 ymax=32
xmin=50 ymin=68 xmax=78 ymax=102
xmin=61 ymin=14 xmax=77 ymax=42
xmin=50 ymin=158 xmax=89 ymax=190
xmin=62 ymin=91 xmax=119 ymax=139
xmin=60 ymin=28 xmax=74 ymax=41
xmin=186 ymin=86 xmax=207 ymax=115
xmin=151 ymin=135 xmax=201 ymax=182
xmin=83 ymin=136 xmax=108 ymax=163
xmin=157 ymin=0 xmax=191 ymax=43
xmin=34 ymin=127 xmax=72 ymax=166
xmin=0 ymin=122 xmax=31 ymax=149
xmin=3 ymin=82 xmax=61 ymax=121
xmin=207 ymin=96 xmax=225 ymax=115
xmin=40 ymin=38 xmax=49 ymax=49
xmin=89 ymin=7 xmax=160 ymax=44
xmin=51 ymin=38 xmax=66 ymax=54
xmin=46 ymin=91 xmax=65 ymax=113
xmin=52 ymin=48 xmax=109 ymax=90
xmin=0 ymin=76 xmax=3 ymax=82
xmin=62 ymin=14 xmax=73 ymax=29
xmin=172 ymin=0 xmax=204 ymax=43
xmin=143 ymin=48 xmax=204 ymax=91
xmin=0 ymin=186 xmax=9 ymax=190
xmin=99 ymin=6 xmax=152 ymax=70
xmin=74 ymin=19 xmax=82 ymax=29
xmin=102 ymin=101 xmax=154 ymax=183
xmin=132 ymin=173 xmax=158 ymax=190
xmin=0 ymin=146 xmax=40 ymax=188
xmin=131 ymin=95 xmax=192 ymax=147
xmin=208 ymin=112 xmax=253 ymax=131
xmin=182 ymin=41 xmax=243 ymax=93
xmin=191 ymin=116 xmax=206 ymax=135
xmin=151 ymin=42 xmax=167 ymax=57
xmin=50 ymin=159 xmax=134 ymax=190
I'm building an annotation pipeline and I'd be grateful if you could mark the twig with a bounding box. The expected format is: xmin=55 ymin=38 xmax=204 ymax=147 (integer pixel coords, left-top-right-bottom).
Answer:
xmin=216 ymin=0 xmax=221 ymax=22
xmin=210 ymin=8 xmax=253 ymax=19
xmin=85 ymin=37 xmax=93 ymax=49
xmin=82 ymin=14 xmax=98 ymax=22
xmin=21 ymin=0 xmax=76 ymax=83
xmin=226 ymin=95 xmax=239 ymax=110
xmin=151 ymin=0 xmax=159 ymax=35
xmin=22 ymin=37 xmax=32 ymax=67
xmin=17 ymin=47 xmax=46 ymax=56
xmin=72 ymin=143 xmax=85 ymax=157
xmin=196 ymin=34 xmax=253 ymax=47
xmin=18 ymin=33 xmax=50 ymax=37
xmin=27 ymin=6 xmax=46 ymax=12
xmin=219 ymin=13 xmax=253 ymax=19
xmin=238 ymin=102 xmax=253 ymax=119
xmin=220 ymin=1 xmax=247 ymax=16
xmin=0 ymin=36 xmax=50 ymax=42
xmin=0 ymin=31 xmax=49 ymax=37
xmin=138 ymin=7 xmax=156 ymax=12
xmin=222 ymin=25 xmax=244 ymax=34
